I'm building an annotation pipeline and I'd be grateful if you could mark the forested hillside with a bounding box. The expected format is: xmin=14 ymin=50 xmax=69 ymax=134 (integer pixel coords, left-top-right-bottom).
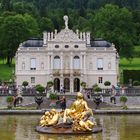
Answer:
xmin=0 ymin=0 xmax=140 ymax=66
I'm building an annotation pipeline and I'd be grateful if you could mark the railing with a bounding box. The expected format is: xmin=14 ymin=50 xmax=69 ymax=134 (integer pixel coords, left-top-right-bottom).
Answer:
xmin=0 ymin=87 xmax=46 ymax=96
xmin=1 ymin=87 xmax=140 ymax=96
xmin=52 ymin=69 xmax=81 ymax=76
xmin=90 ymin=88 xmax=140 ymax=96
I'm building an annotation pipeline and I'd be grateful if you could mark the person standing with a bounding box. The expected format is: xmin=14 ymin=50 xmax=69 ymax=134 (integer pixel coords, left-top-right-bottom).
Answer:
xmin=60 ymin=96 xmax=66 ymax=110
xmin=121 ymin=85 xmax=125 ymax=95
xmin=110 ymin=85 xmax=116 ymax=104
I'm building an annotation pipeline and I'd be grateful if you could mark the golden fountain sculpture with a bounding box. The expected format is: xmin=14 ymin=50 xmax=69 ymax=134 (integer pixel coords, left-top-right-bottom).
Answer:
xmin=37 ymin=92 xmax=100 ymax=134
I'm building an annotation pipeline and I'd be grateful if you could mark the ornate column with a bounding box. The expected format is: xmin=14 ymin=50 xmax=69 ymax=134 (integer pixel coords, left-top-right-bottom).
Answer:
xmin=70 ymin=52 xmax=73 ymax=69
xmin=80 ymin=54 xmax=83 ymax=70
xmin=60 ymin=52 xmax=63 ymax=72
xmin=60 ymin=75 xmax=63 ymax=91
xmin=70 ymin=77 xmax=74 ymax=94
xmin=83 ymin=54 xmax=86 ymax=74
xmin=51 ymin=55 xmax=53 ymax=70
xmin=47 ymin=55 xmax=50 ymax=73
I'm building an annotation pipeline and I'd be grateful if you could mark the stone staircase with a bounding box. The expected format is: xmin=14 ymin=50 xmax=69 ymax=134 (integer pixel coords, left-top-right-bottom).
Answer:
xmin=21 ymin=98 xmax=117 ymax=109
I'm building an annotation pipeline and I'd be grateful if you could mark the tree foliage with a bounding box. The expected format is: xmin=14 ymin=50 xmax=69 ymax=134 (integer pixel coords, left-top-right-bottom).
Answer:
xmin=0 ymin=14 xmax=39 ymax=65
xmin=0 ymin=0 xmax=139 ymax=65
xmin=93 ymin=4 xmax=135 ymax=57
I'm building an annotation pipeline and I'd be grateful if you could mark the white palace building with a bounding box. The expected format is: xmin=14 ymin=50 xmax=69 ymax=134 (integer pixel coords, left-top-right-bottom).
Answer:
xmin=15 ymin=15 xmax=119 ymax=93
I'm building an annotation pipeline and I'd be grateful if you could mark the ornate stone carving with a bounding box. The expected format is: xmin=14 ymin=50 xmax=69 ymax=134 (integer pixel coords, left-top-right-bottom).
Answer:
xmin=63 ymin=15 xmax=69 ymax=29
xmin=52 ymin=28 xmax=82 ymax=42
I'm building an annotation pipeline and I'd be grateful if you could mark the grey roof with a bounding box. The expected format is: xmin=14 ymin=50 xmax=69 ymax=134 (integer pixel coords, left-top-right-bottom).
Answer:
xmin=91 ymin=38 xmax=111 ymax=47
xmin=22 ymin=38 xmax=43 ymax=47
xmin=22 ymin=38 xmax=111 ymax=48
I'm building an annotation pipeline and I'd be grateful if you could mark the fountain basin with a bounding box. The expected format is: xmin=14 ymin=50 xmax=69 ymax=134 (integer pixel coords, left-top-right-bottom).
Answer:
xmin=36 ymin=125 xmax=102 ymax=134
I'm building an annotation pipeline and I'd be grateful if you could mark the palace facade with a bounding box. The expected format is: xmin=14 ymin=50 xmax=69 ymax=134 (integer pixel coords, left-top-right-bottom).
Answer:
xmin=15 ymin=16 xmax=119 ymax=93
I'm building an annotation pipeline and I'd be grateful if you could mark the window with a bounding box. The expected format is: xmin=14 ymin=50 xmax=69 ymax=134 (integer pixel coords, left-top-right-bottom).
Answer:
xmin=41 ymin=62 xmax=44 ymax=69
xmin=31 ymin=77 xmax=35 ymax=83
xmin=98 ymin=77 xmax=103 ymax=83
xmin=73 ymin=56 xmax=80 ymax=69
xmin=65 ymin=45 xmax=69 ymax=48
xmin=108 ymin=62 xmax=111 ymax=69
xmin=89 ymin=62 xmax=93 ymax=70
xmin=22 ymin=62 xmax=25 ymax=70
xmin=30 ymin=58 xmax=36 ymax=70
xmin=74 ymin=45 xmax=79 ymax=48
xmin=97 ymin=58 xmax=103 ymax=70
xmin=55 ymin=45 xmax=59 ymax=48
xmin=53 ymin=56 xmax=60 ymax=69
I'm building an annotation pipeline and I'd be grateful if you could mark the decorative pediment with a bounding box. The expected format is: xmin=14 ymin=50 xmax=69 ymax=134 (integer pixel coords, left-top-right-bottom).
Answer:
xmin=52 ymin=28 xmax=82 ymax=42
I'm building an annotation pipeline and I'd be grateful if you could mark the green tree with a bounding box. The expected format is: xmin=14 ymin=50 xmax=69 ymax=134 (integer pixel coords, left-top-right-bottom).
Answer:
xmin=93 ymin=4 xmax=135 ymax=57
xmin=1 ymin=0 xmax=12 ymax=11
xmin=13 ymin=1 xmax=38 ymax=17
xmin=0 ymin=15 xmax=29 ymax=66
xmin=132 ymin=10 xmax=140 ymax=44
xmin=23 ymin=14 xmax=39 ymax=37
xmin=0 ymin=14 xmax=39 ymax=65
xmin=39 ymin=17 xmax=54 ymax=32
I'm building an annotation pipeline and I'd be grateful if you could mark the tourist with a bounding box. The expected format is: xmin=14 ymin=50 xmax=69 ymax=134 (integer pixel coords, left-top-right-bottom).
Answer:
xmin=100 ymin=95 xmax=104 ymax=102
xmin=87 ymin=92 xmax=90 ymax=99
xmin=63 ymin=87 xmax=65 ymax=94
xmin=13 ymin=95 xmax=17 ymax=107
xmin=60 ymin=96 xmax=66 ymax=110
xmin=110 ymin=85 xmax=116 ymax=104
xmin=94 ymin=96 xmax=102 ymax=109
xmin=121 ymin=85 xmax=125 ymax=95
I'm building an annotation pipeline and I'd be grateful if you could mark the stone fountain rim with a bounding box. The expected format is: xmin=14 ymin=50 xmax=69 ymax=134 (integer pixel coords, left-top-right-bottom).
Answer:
xmin=35 ymin=125 xmax=102 ymax=135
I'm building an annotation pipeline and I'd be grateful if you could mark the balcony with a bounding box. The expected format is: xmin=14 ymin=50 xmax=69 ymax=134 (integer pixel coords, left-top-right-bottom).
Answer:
xmin=63 ymin=69 xmax=71 ymax=77
xmin=52 ymin=69 xmax=81 ymax=77
xmin=53 ymin=70 xmax=60 ymax=76
xmin=73 ymin=70 xmax=81 ymax=76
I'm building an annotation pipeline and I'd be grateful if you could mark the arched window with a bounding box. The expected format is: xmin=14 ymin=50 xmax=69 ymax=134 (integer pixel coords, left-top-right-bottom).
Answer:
xmin=54 ymin=78 xmax=60 ymax=92
xmin=53 ymin=56 xmax=60 ymax=69
xmin=73 ymin=56 xmax=80 ymax=69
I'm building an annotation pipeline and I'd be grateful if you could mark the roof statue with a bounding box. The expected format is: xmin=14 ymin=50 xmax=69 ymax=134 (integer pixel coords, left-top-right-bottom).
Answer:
xmin=63 ymin=15 xmax=69 ymax=29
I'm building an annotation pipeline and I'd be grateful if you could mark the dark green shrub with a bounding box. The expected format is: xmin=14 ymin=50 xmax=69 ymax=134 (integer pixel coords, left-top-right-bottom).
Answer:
xmin=104 ymin=81 xmax=111 ymax=86
xmin=123 ymin=70 xmax=140 ymax=84
xmin=92 ymin=84 xmax=102 ymax=92
xmin=133 ymin=80 xmax=140 ymax=86
xmin=94 ymin=86 xmax=102 ymax=93
xmin=49 ymin=93 xmax=58 ymax=100
xmin=35 ymin=84 xmax=45 ymax=93
xmin=92 ymin=84 xmax=98 ymax=89
xmin=80 ymin=81 xmax=86 ymax=88
xmin=22 ymin=81 xmax=28 ymax=87
xmin=47 ymin=81 xmax=54 ymax=87
xmin=120 ymin=96 xmax=127 ymax=103
xmin=6 ymin=96 xmax=14 ymax=103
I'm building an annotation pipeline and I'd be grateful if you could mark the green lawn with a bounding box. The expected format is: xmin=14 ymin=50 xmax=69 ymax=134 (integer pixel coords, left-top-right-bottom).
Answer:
xmin=119 ymin=57 xmax=140 ymax=70
xmin=0 ymin=64 xmax=14 ymax=81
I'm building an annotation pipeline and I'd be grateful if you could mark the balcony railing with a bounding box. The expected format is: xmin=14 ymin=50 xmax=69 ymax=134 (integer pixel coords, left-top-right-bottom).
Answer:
xmin=52 ymin=69 xmax=81 ymax=76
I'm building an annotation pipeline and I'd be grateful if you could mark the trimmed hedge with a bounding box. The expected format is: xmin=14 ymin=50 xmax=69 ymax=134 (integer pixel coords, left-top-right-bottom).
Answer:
xmin=123 ymin=70 xmax=140 ymax=84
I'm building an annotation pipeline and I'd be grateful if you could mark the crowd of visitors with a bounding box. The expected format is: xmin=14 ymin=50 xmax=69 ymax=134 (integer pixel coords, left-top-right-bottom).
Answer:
xmin=0 ymin=83 xmax=17 ymax=94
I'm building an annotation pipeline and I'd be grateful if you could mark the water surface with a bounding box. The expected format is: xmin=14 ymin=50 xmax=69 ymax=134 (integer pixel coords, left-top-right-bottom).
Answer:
xmin=0 ymin=115 xmax=140 ymax=140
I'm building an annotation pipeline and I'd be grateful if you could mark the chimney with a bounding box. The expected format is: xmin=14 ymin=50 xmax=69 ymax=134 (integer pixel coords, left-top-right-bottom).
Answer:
xmin=86 ymin=32 xmax=90 ymax=45
xmin=43 ymin=31 xmax=47 ymax=45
